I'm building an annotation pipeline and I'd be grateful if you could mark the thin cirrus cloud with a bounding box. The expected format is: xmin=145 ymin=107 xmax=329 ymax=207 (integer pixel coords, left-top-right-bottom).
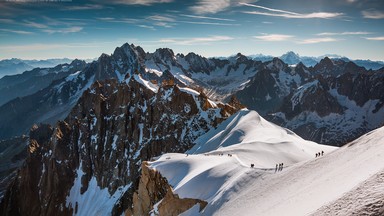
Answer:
xmin=179 ymin=21 xmax=240 ymax=26
xmin=190 ymin=0 xmax=255 ymax=14
xmin=137 ymin=25 xmax=156 ymax=30
xmin=362 ymin=10 xmax=384 ymax=19
xmin=97 ymin=17 xmax=139 ymax=24
xmin=23 ymin=20 xmax=49 ymax=29
xmin=62 ymin=4 xmax=105 ymax=11
xmin=42 ymin=26 xmax=83 ymax=34
xmin=0 ymin=43 xmax=101 ymax=53
xmin=103 ymin=0 xmax=173 ymax=5
xmin=0 ymin=18 xmax=17 ymax=24
xmin=365 ymin=36 xmax=384 ymax=41
xmin=253 ymin=34 xmax=294 ymax=41
xmin=147 ymin=15 xmax=175 ymax=22
xmin=180 ymin=14 xmax=235 ymax=22
xmin=317 ymin=31 xmax=372 ymax=36
xmin=241 ymin=3 xmax=343 ymax=19
xmin=20 ymin=17 xmax=86 ymax=34
xmin=298 ymin=37 xmax=339 ymax=44
xmin=147 ymin=15 xmax=176 ymax=28
xmin=0 ymin=28 xmax=34 ymax=35
xmin=158 ymin=35 xmax=234 ymax=45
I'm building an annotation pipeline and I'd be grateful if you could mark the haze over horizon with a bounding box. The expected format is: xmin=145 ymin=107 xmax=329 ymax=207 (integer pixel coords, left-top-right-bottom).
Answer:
xmin=0 ymin=0 xmax=383 ymax=61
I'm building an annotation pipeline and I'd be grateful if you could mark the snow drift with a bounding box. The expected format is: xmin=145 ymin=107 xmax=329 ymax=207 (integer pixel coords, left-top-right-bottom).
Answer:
xmin=149 ymin=111 xmax=384 ymax=215
xmin=149 ymin=109 xmax=340 ymax=215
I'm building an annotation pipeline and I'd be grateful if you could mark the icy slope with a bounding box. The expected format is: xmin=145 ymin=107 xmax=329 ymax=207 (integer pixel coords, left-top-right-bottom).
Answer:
xmin=150 ymin=122 xmax=384 ymax=215
xmin=214 ymin=126 xmax=384 ymax=216
xmin=186 ymin=109 xmax=334 ymax=167
xmin=149 ymin=110 xmax=337 ymax=215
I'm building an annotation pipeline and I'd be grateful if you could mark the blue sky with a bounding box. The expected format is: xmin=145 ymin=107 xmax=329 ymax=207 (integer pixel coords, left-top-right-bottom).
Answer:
xmin=0 ymin=0 xmax=383 ymax=60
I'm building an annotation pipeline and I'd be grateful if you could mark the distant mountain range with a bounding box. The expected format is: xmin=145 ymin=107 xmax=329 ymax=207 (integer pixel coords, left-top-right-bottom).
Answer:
xmin=249 ymin=51 xmax=384 ymax=70
xmin=0 ymin=58 xmax=73 ymax=78
xmin=0 ymin=58 xmax=97 ymax=78
xmin=1 ymin=52 xmax=382 ymax=80
xmin=1 ymin=42 xmax=384 ymax=216
xmin=0 ymin=44 xmax=383 ymax=145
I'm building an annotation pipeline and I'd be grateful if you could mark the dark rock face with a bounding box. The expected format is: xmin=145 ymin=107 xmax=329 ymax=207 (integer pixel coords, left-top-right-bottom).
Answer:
xmin=0 ymin=136 xmax=28 ymax=199
xmin=1 ymin=42 xmax=383 ymax=147
xmin=236 ymin=68 xmax=283 ymax=115
xmin=0 ymin=76 xmax=239 ymax=216
xmin=235 ymin=58 xmax=306 ymax=115
xmin=130 ymin=162 xmax=207 ymax=216
xmin=233 ymin=56 xmax=384 ymax=145
xmin=279 ymin=79 xmax=344 ymax=119
xmin=0 ymin=44 xmax=144 ymax=140
xmin=259 ymin=61 xmax=384 ymax=145
xmin=0 ymin=124 xmax=58 ymax=216
xmin=0 ymin=43 xmax=261 ymax=141
xmin=184 ymin=52 xmax=213 ymax=75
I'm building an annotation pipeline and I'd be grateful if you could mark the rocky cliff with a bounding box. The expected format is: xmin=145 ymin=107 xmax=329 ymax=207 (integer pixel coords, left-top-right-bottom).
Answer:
xmin=0 ymin=74 xmax=240 ymax=216
xmin=236 ymin=57 xmax=384 ymax=145
xmin=127 ymin=162 xmax=206 ymax=216
xmin=0 ymin=136 xmax=28 ymax=199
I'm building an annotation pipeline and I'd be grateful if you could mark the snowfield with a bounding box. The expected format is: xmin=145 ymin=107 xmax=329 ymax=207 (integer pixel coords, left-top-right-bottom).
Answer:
xmin=149 ymin=110 xmax=384 ymax=215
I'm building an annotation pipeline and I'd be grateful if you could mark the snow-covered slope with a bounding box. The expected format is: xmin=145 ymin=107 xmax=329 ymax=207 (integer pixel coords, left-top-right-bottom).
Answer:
xmin=149 ymin=110 xmax=384 ymax=215
xmin=186 ymin=109 xmax=334 ymax=167
xmin=149 ymin=110 xmax=338 ymax=215
xmin=213 ymin=126 xmax=384 ymax=216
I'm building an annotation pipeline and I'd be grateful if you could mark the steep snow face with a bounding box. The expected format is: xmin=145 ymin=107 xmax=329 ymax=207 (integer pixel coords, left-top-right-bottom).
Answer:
xmin=214 ymin=126 xmax=384 ymax=216
xmin=143 ymin=52 xmax=263 ymax=100
xmin=186 ymin=110 xmax=334 ymax=167
xmin=149 ymin=110 xmax=336 ymax=215
xmin=150 ymin=119 xmax=384 ymax=216
xmin=65 ymin=163 xmax=129 ymax=216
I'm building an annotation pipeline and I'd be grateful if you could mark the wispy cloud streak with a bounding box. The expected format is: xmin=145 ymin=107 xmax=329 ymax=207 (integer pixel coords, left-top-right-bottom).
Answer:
xmin=63 ymin=4 xmax=104 ymax=11
xmin=0 ymin=28 xmax=34 ymax=35
xmin=365 ymin=36 xmax=384 ymax=41
xmin=253 ymin=34 xmax=294 ymax=41
xmin=157 ymin=35 xmax=234 ymax=45
xmin=362 ymin=10 xmax=384 ymax=19
xmin=241 ymin=3 xmax=343 ymax=19
xmin=298 ymin=37 xmax=339 ymax=44
xmin=180 ymin=14 xmax=235 ymax=22
xmin=317 ymin=31 xmax=372 ymax=36
xmin=179 ymin=21 xmax=239 ymax=26
xmin=42 ymin=26 xmax=83 ymax=34
xmin=240 ymin=3 xmax=299 ymax=15
xmin=190 ymin=0 xmax=255 ymax=14
xmin=95 ymin=0 xmax=173 ymax=5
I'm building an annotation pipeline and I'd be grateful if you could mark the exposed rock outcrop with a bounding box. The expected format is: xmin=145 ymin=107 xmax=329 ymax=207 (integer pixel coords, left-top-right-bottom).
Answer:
xmin=129 ymin=162 xmax=207 ymax=216
xmin=1 ymin=75 xmax=239 ymax=216
xmin=0 ymin=136 xmax=28 ymax=199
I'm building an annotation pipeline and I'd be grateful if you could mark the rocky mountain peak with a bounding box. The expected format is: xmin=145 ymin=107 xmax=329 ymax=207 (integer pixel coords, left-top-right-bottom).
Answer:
xmin=184 ymin=52 xmax=212 ymax=74
xmin=235 ymin=53 xmax=249 ymax=63
xmin=343 ymin=61 xmax=365 ymax=74
xmin=114 ymin=43 xmax=145 ymax=62
xmin=0 ymin=72 xmax=242 ymax=215
xmin=280 ymin=51 xmax=300 ymax=65
xmin=267 ymin=57 xmax=287 ymax=71
xmin=153 ymin=48 xmax=175 ymax=61
xmin=316 ymin=57 xmax=334 ymax=69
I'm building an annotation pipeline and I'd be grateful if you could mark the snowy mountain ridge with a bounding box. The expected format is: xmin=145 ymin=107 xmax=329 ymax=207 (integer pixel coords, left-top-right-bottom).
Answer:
xmin=0 ymin=42 xmax=383 ymax=216
xmin=1 ymin=42 xmax=383 ymax=146
xmin=0 ymin=58 xmax=74 ymax=78
xmin=249 ymin=51 xmax=384 ymax=70
xmin=147 ymin=112 xmax=384 ymax=216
